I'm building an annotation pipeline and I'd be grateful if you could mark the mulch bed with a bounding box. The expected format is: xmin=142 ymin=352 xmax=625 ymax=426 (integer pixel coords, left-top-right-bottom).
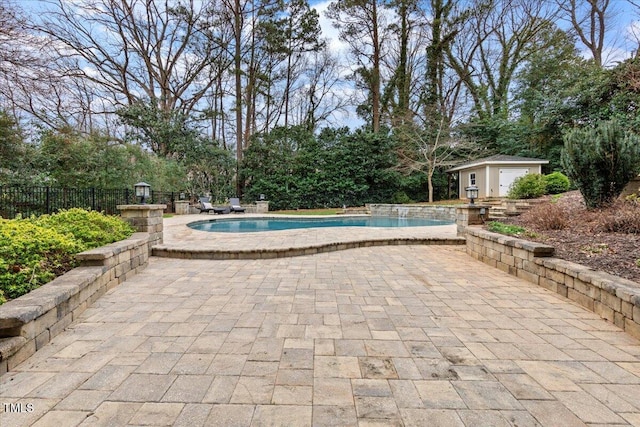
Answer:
xmin=492 ymin=191 xmax=640 ymax=283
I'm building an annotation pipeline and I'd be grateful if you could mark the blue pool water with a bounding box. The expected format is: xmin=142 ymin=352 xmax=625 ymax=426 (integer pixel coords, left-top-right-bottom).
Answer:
xmin=188 ymin=216 xmax=453 ymax=233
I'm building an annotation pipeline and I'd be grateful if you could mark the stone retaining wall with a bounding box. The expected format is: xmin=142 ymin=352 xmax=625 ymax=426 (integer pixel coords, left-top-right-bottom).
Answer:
xmin=0 ymin=233 xmax=150 ymax=375
xmin=465 ymin=227 xmax=640 ymax=340
xmin=369 ymin=204 xmax=458 ymax=221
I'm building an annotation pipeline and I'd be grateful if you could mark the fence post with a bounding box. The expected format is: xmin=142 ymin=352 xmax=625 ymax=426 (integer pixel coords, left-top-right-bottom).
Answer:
xmin=91 ymin=187 xmax=96 ymax=211
xmin=46 ymin=187 xmax=51 ymax=214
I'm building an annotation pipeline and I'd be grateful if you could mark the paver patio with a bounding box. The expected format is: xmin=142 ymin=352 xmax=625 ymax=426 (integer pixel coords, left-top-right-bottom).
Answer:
xmin=1 ymin=219 xmax=639 ymax=426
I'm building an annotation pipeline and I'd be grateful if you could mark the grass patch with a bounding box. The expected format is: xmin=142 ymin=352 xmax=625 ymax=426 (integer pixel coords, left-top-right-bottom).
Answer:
xmin=580 ymin=243 xmax=610 ymax=255
xmin=487 ymin=221 xmax=536 ymax=238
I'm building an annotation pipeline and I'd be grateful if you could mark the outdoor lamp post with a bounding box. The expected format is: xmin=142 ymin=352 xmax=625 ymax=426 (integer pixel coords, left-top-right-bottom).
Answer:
xmin=465 ymin=185 xmax=478 ymax=205
xmin=259 ymin=194 xmax=266 ymax=201
xmin=134 ymin=182 xmax=151 ymax=204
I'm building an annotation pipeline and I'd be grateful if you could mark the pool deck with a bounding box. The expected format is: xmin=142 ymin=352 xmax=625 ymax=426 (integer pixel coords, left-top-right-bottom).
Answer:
xmin=1 ymin=214 xmax=640 ymax=426
xmin=156 ymin=214 xmax=463 ymax=259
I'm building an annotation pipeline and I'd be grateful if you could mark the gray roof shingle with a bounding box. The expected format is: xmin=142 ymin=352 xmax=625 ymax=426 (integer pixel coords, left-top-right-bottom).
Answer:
xmin=446 ymin=154 xmax=549 ymax=172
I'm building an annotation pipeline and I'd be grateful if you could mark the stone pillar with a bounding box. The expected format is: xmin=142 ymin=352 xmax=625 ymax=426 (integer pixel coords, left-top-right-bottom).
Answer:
xmin=174 ymin=200 xmax=190 ymax=215
xmin=505 ymin=199 xmax=518 ymax=215
xmin=255 ymin=201 xmax=269 ymax=213
xmin=456 ymin=205 xmax=490 ymax=236
xmin=117 ymin=204 xmax=166 ymax=249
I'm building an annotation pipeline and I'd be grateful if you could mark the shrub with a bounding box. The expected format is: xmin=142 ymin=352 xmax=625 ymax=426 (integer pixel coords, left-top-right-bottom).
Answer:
xmin=561 ymin=120 xmax=640 ymax=209
xmin=0 ymin=219 xmax=81 ymax=300
xmin=392 ymin=191 xmax=414 ymax=204
xmin=544 ymin=172 xmax=570 ymax=194
xmin=507 ymin=174 xmax=546 ymax=199
xmin=1 ymin=209 xmax=135 ymax=303
xmin=30 ymin=208 xmax=135 ymax=251
xmin=521 ymin=202 xmax=568 ymax=230
xmin=594 ymin=200 xmax=640 ymax=233
xmin=487 ymin=221 xmax=530 ymax=237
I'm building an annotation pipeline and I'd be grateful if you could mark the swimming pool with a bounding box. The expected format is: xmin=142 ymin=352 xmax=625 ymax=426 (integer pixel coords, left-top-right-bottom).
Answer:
xmin=188 ymin=216 xmax=453 ymax=233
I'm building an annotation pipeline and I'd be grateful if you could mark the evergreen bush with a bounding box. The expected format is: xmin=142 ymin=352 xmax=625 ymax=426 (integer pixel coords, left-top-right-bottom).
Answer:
xmin=507 ymin=173 xmax=546 ymax=199
xmin=561 ymin=120 xmax=640 ymax=208
xmin=30 ymin=208 xmax=134 ymax=251
xmin=544 ymin=172 xmax=570 ymax=194
xmin=0 ymin=209 xmax=134 ymax=303
xmin=0 ymin=220 xmax=80 ymax=301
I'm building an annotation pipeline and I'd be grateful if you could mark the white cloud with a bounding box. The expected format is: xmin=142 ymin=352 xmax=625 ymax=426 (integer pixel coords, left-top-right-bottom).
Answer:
xmin=312 ymin=0 xmax=349 ymax=56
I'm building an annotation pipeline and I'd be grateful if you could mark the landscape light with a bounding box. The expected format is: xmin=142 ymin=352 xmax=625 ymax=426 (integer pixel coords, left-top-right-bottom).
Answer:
xmin=465 ymin=185 xmax=478 ymax=205
xmin=134 ymin=182 xmax=151 ymax=204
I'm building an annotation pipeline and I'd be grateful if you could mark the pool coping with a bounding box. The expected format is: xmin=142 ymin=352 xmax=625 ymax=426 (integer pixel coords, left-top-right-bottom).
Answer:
xmin=156 ymin=213 xmax=463 ymax=259
xmin=153 ymin=236 xmax=466 ymax=259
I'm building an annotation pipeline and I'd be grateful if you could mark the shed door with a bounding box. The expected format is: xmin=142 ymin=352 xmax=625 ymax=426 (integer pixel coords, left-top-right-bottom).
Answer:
xmin=499 ymin=168 xmax=528 ymax=197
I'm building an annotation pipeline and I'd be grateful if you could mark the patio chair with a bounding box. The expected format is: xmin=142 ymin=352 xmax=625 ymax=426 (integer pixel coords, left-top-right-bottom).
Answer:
xmin=198 ymin=197 xmax=215 ymax=214
xmin=199 ymin=197 xmax=230 ymax=214
xmin=229 ymin=197 xmax=246 ymax=213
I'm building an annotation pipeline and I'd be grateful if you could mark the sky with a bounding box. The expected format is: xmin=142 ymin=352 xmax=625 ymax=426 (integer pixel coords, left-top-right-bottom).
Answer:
xmin=13 ymin=0 xmax=640 ymax=131
xmin=309 ymin=0 xmax=640 ymax=65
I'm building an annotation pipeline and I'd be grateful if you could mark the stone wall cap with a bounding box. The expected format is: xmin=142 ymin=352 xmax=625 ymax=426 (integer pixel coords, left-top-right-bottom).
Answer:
xmin=0 ymin=281 xmax=81 ymax=328
xmin=0 ymin=305 xmax=44 ymax=328
xmin=76 ymin=233 xmax=149 ymax=261
xmin=466 ymin=227 xmax=554 ymax=256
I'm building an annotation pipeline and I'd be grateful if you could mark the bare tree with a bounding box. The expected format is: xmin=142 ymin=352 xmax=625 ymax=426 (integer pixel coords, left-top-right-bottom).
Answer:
xmin=0 ymin=1 xmax=61 ymax=125
xmin=395 ymin=118 xmax=481 ymax=202
xmin=625 ymin=0 xmax=640 ymax=58
xmin=556 ymin=0 xmax=612 ymax=67
xmin=326 ymin=0 xmax=388 ymax=132
xmin=293 ymin=49 xmax=350 ymax=130
xmin=0 ymin=2 xmax=35 ymax=86
xmin=37 ymin=0 xmax=222 ymax=118
xmin=446 ymin=0 xmax=559 ymax=119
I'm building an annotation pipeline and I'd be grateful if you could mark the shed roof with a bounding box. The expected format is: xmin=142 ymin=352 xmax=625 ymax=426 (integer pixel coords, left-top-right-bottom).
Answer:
xmin=446 ymin=154 xmax=549 ymax=172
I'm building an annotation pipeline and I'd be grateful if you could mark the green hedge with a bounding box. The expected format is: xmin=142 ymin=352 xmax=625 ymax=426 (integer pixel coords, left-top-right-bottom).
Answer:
xmin=543 ymin=172 xmax=570 ymax=194
xmin=0 ymin=209 xmax=134 ymax=304
xmin=508 ymin=172 xmax=572 ymax=199
xmin=507 ymin=174 xmax=547 ymax=199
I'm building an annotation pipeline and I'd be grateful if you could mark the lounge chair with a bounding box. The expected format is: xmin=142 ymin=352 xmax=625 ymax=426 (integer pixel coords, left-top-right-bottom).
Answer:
xmin=198 ymin=197 xmax=214 ymax=214
xmin=199 ymin=197 xmax=229 ymax=214
xmin=229 ymin=197 xmax=245 ymax=213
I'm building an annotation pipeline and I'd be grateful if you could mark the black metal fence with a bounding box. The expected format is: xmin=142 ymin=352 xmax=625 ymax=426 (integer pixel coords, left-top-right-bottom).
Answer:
xmin=0 ymin=186 xmax=180 ymax=219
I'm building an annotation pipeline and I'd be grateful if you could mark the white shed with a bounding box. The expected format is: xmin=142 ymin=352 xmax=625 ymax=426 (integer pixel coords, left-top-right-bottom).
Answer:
xmin=447 ymin=155 xmax=549 ymax=199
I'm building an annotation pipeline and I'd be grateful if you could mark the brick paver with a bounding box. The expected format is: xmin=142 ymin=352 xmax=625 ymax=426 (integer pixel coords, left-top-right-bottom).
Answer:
xmin=2 ymin=241 xmax=640 ymax=426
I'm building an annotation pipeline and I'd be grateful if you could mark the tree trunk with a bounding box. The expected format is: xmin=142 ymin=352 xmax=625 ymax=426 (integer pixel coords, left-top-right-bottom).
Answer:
xmin=371 ymin=0 xmax=381 ymax=132
xmin=234 ymin=0 xmax=243 ymax=196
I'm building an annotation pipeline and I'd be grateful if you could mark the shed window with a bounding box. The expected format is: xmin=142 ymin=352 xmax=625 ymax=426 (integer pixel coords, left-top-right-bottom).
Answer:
xmin=469 ymin=172 xmax=476 ymax=186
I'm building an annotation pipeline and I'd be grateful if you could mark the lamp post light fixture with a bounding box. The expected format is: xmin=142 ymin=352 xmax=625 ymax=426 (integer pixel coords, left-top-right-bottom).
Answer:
xmin=465 ymin=185 xmax=479 ymax=205
xmin=259 ymin=194 xmax=266 ymax=201
xmin=134 ymin=182 xmax=151 ymax=204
